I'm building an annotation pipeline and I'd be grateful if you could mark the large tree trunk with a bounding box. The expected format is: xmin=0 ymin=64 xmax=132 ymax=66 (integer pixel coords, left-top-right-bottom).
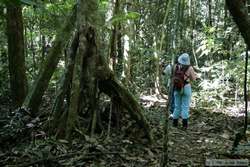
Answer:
xmin=226 ymin=0 xmax=250 ymax=151
xmin=226 ymin=0 xmax=250 ymax=48
xmin=23 ymin=8 xmax=76 ymax=116
xmin=6 ymin=2 xmax=28 ymax=109
xmin=49 ymin=0 xmax=152 ymax=142
xmin=97 ymin=57 xmax=153 ymax=143
xmin=99 ymin=77 xmax=153 ymax=143
xmin=78 ymin=27 xmax=98 ymax=137
xmin=65 ymin=0 xmax=99 ymax=139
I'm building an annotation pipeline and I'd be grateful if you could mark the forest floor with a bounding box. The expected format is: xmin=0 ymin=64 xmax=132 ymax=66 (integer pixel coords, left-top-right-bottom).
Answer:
xmin=0 ymin=94 xmax=249 ymax=167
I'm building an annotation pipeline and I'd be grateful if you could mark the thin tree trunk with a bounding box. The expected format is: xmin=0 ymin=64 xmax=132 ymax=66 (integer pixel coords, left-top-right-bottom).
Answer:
xmin=179 ymin=0 xmax=185 ymax=41
xmin=244 ymin=48 xmax=248 ymax=134
xmin=116 ymin=23 xmax=123 ymax=78
xmin=159 ymin=0 xmax=172 ymax=52
xmin=41 ymin=35 xmax=46 ymax=61
xmin=109 ymin=0 xmax=120 ymax=71
xmin=122 ymin=2 xmax=131 ymax=84
xmin=190 ymin=0 xmax=197 ymax=65
xmin=108 ymin=0 xmax=123 ymax=131
xmin=208 ymin=0 xmax=212 ymax=26
xmin=50 ymin=33 xmax=79 ymax=136
xmin=173 ymin=0 xmax=181 ymax=52
xmin=160 ymin=0 xmax=173 ymax=164
xmin=30 ymin=27 xmax=37 ymax=74
xmin=109 ymin=27 xmax=117 ymax=70
xmin=6 ymin=2 xmax=28 ymax=109
xmin=23 ymin=7 xmax=76 ymax=116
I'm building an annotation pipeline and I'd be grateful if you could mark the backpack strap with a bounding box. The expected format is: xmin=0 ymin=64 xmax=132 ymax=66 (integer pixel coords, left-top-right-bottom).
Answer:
xmin=183 ymin=65 xmax=191 ymax=82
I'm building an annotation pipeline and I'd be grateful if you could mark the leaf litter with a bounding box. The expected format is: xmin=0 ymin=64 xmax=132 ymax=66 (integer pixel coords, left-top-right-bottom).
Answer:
xmin=0 ymin=95 xmax=249 ymax=166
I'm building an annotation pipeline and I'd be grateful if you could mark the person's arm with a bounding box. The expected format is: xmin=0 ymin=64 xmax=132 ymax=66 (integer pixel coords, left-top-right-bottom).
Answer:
xmin=186 ymin=66 xmax=197 ymax=81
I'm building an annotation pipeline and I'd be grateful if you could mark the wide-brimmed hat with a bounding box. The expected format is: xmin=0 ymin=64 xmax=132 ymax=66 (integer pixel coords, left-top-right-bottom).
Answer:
xmin=178 ymin=53 xmax=190 ymax=65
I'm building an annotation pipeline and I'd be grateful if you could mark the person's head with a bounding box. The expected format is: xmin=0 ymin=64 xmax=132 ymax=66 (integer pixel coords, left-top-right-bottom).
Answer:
xmin=178 ymin=53 xmax=190 ymax=65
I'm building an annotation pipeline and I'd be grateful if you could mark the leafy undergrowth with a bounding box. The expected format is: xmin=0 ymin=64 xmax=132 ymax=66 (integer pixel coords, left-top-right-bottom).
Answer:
xmin=0 ymin=95 xmax=248 ymax=167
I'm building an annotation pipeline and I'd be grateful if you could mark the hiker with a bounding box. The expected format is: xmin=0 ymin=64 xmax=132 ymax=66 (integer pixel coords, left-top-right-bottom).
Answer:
xmin=172 ymin=53 xmax=197 ymax=129
xmin=163 ymin=63 xmax=175 ymax=117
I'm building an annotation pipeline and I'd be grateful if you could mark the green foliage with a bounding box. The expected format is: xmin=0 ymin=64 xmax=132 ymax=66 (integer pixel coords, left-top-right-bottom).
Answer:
xmin=194 ymin=57 xmax=250 ymax=109
xmin=110 ymin=11 xmax=140 ymax=24
xmin=2 ymin=0 xmax=40 ymax=6
xmin=20 ymin=0 xmax=40 ymax=6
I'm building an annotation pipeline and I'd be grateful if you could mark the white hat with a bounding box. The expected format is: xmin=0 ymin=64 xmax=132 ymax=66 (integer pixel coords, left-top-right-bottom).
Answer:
xmin=178 ymin=53 xmax=190 ymax=65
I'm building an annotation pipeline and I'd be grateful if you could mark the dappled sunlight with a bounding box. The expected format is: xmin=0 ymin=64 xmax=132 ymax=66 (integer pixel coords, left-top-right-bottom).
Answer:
xmin=211 ymin=103 xmax=246 ymax=117
xmin=140 ymin=93 xmax=167 ymax=108
xmin=2 ymin=0 xmax=250 ymax=166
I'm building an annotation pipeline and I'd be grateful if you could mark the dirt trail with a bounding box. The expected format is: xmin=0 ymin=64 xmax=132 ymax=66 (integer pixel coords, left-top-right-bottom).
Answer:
xmin=166 ymin=108 xmax=243 ymax=166
xmin=0 ymin=96 xmax=247 ymax=167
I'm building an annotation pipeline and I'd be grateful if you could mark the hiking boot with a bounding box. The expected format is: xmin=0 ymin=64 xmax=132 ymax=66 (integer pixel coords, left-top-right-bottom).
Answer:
xmin=182 ymin=119 xmax=188 ymax=129
xmin=173 ymin=119 xmax=178 ymax=127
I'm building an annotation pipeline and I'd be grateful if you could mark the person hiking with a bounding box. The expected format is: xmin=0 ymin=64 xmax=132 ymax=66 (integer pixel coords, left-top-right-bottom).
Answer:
xmin=172 ymin=53 xmax=197 ymax=129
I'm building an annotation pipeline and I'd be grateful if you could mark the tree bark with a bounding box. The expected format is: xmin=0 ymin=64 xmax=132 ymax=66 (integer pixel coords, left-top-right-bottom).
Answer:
xmin=65 ymin=0 xmax=99 ymax=139
xmin=48 ymin=0 xmax=152 ymax=142
xmin=6 ymin=2 xmax=28 ymax=109
xmin=23 ymin=7 xmax=76 ymax=116
xmin=208 ymin=0 xmax=212 ymax=26
xmin=226 ymin=0 xmax=250 ymax=151
xmin=109 ymin=0 xmax=120 ymax=71
xmin=50 ymin=33 xmax=79 ymax=136
xmin=122 ymin=2 xmax=132 ymax=84
xmin=65 ymin=31 xmax=83 ymax=139
xmin=160 ymin=0 xmax=173 ymax=164
xmin=116 ymin=23 xmax=123 ymax=78
xmin=97 ymin=57 xmax=153 ymax=143
xmin=78 ymin=27 xmax=98 ymax=137
xmin=226 ymin=0 xmax=250 ymax=48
